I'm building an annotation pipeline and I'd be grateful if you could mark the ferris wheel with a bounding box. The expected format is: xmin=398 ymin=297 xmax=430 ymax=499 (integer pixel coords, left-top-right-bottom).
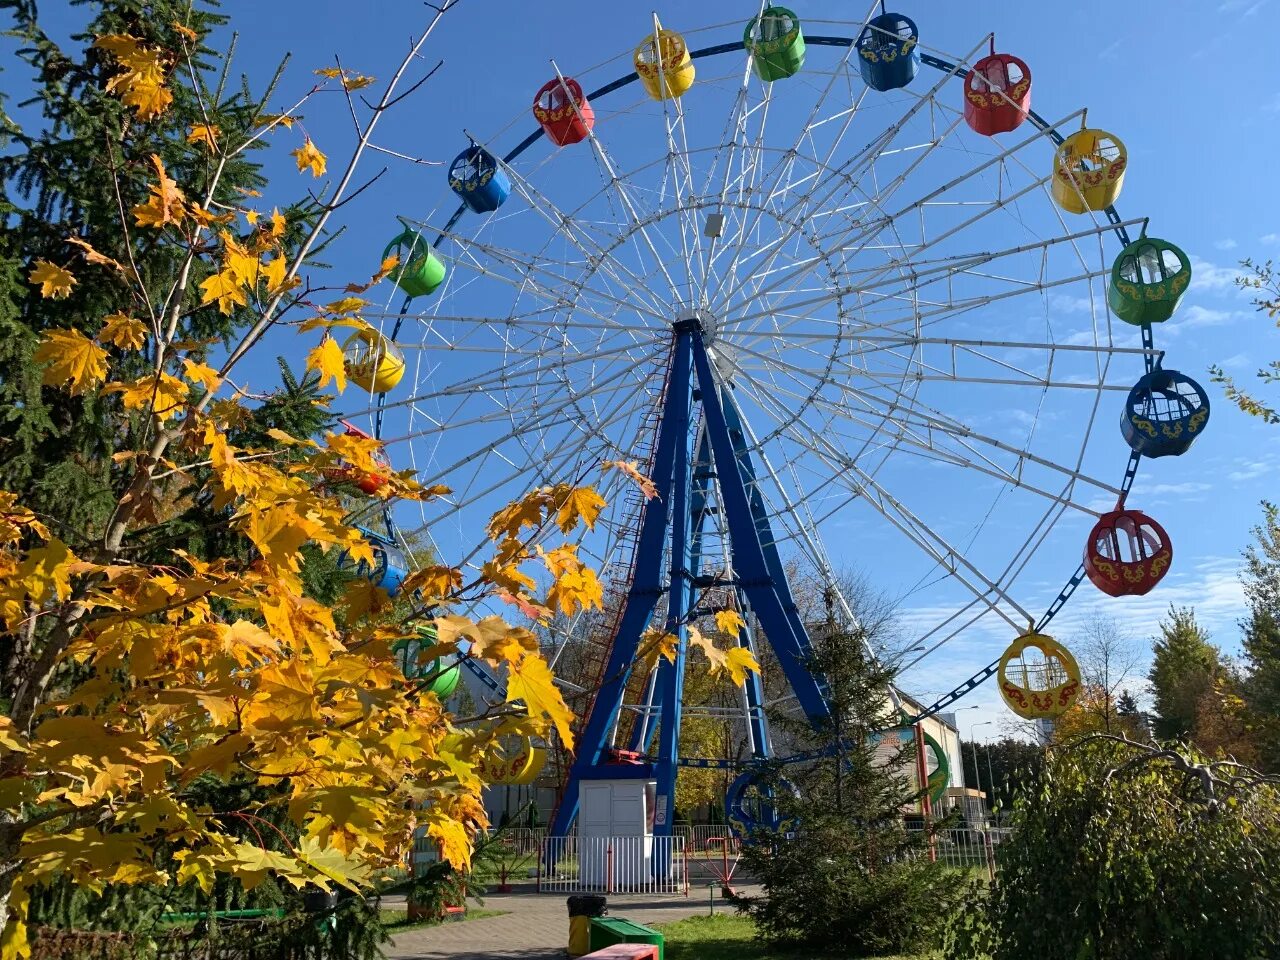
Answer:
xmin=335 ymin=5 xmax=1210 ymax=834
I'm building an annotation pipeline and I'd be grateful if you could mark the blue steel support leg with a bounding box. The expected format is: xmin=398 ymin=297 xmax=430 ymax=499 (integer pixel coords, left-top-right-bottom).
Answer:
xmin=629 ymin=428 xmax=712 ymax=756
xmin=691 ymin=331 xmax=831 ymax=728
xmin=720 ymin=385 xmax=820 ymax=674
xmin=547 ymin=329 xmax=696 ymax=838
xmin=653 ymin=333 xmax=695 ymax=874
xmin=734 ymin=586 xmax=772 ymax=759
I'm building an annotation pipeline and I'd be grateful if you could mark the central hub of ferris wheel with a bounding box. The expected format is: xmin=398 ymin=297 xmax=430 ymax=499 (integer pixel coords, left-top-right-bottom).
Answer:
xmin=673 ymin=307 xmax=717 ymax=345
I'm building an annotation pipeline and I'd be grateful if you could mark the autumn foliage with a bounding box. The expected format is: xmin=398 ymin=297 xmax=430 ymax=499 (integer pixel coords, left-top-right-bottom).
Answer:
xmin=0 ymin=6 xmax=593 ymax=957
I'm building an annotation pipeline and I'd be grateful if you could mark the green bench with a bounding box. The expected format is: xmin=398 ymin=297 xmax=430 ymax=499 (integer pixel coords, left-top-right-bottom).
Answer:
xmin=588 ymin=916 xmax=664 ymax=960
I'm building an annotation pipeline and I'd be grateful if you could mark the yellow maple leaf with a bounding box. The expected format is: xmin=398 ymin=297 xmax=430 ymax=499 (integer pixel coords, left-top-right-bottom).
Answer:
xmin=260 ymin=256 xmax=296 ymax=294
xmin=28 ymin=260 xmax=76 ymax=299
xmin=555 ymin=486 xmax=606 ymax=533
xmin=314 ymin=67 xmax=344 ymax=79
xmin=181 ymin=358 xmax=221 ymax=393
xmin=434 ymin=614 xmax=536 ymax=666
xmin=547 ymin=565 xmax=603 ymax=616
xmin=480 ymin=559 xmax=537 ymax=596
xmin=269 ymin=208 xmax=286 ymax=239
xmin=65 ymin=236 xmax=126 ymax=274
xmin=171 ymin=21 xmax=199 ymax=41
xmin=342 ymin=74 xmax=376 ymax=91
xmin=306 ymin=336 xmax=346 ymax=393
xmin=688 ymin=626 xmax=760 ymax=687
xmin=401 ymin=565 xmax=463 ymax=600
xmin=219 ymin=231 xmax=261 ymax=286
xmin=199 ymin=270 xmax=247 ymax=315
xmin=94 ymin=33 xmax=172 ymax=119
xmin=538 ymin=543 xmax=580 ymax=577
xmin=98 ymin=313 xmax=147 ymax=350
xmin=321 ymin=296 xmax=369 ymax=316
xmin=487 ymin=490 xmax=549 ymax=542
xmin=33 ymin=329 xmax=108 ymax=395
xmin=603 ymin=459 xmax=658 ymax=499
xmin=506 ymin=653 xmax=574 ymax=750
xmin=344 ymin=255 xmax=399 ymax=294
xmin=131 ymin=155 xmax=187 ymax=228
xmin=427 ymin=818 xmax=470 ymax=871
xmin=715 ymin=609 xmax=746 ymax=638
xmin=106 ymin=372 xmax=190 ymax=420
xmin=243 ymin=506 xmax=314 ymax=574
xmin=186 ymin=123 xmax=220 ymax=149
xmin=640 ymin=626 xmax=680 ymax=665
xmin=721 ymin=647 xmax=760 ymax=687
xmin=292 ymin=138 xmax=327 ymax=178
xmin=255 ymin=114 xmax=295 ymax=131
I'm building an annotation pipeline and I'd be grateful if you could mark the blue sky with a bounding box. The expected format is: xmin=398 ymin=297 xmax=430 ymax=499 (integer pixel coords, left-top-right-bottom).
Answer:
xmin=8 ymin=1 xmax=1280 ymax=744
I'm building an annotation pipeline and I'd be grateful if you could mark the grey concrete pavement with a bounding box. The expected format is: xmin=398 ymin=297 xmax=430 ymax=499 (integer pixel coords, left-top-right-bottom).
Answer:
xmin=386 ymin=886 xmax=757 ymax=960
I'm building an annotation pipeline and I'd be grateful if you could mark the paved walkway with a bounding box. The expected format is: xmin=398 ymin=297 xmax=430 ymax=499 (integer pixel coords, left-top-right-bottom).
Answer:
xmin=386 ymin=886 xmax=757 ymax=960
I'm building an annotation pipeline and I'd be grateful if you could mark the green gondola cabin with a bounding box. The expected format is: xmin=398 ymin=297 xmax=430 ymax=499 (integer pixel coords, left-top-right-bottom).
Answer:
xmin=1108 ymin=236 xmax=1190 ymax=326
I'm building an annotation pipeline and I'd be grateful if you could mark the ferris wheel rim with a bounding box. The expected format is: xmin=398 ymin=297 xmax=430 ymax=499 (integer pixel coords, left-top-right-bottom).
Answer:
xmin=353 ymin=15 xmax=1162 ymax=697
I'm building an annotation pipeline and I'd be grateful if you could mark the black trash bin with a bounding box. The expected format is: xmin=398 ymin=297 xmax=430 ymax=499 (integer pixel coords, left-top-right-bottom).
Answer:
xmin=567 ymin=894 xmax=608 ymax=918
xmin=567 ymin=895 xmax=607 ymax=956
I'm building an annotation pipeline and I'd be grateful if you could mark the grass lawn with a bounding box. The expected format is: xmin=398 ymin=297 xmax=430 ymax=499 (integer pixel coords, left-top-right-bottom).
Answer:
xmin=657 ymin=914 xmax=935 ymax=960
xmin=379 ymin=906 xmax=508 ymax=932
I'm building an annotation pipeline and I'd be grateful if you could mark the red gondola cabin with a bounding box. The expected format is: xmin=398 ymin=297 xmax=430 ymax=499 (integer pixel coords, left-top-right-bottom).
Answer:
xmin=963 ymin=43 xmax=1030 ymax=136
xmin=533 ymin=77 xmax=594 ymax=147
xmin=1084 ymin=508 xmax=1172 ymax=597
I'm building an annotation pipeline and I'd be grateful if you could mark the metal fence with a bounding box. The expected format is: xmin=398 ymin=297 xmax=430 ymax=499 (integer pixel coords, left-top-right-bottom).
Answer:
xmin=537 ymin=835 xmax=689 ymax=895
xmin=909 ymin=827 xmax=1010 ymax=878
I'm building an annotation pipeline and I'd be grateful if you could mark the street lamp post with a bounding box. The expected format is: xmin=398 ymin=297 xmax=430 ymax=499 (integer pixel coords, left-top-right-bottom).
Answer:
xmin=970 ymin=720 xmax=994 ymax=814
xmin=983 ymin=739 xmax=996 ymax=804
xmin=955 ymin=706 xmax=981 ymax=791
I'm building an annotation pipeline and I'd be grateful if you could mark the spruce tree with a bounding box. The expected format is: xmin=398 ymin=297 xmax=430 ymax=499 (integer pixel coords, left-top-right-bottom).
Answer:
xmin=0 ymin=0 xmax=307 ymax=540
xmin=1148 ymin=605 xmax=1220 ymax=741
xmin=731 ymin=602 xmax=959 ymax=956
xmin=1241 ymin=606 xmax=1280 ymax=771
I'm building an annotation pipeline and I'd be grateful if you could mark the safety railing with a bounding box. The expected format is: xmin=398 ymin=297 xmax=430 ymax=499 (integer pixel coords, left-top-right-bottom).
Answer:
xmin=907 ymin=826 xmax=1010 ymax=878
xmin=537 ymin=834 xmax=689 ymax=895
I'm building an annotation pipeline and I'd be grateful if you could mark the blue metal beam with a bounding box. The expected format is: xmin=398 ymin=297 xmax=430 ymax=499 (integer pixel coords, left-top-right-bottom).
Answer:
xmin=654 ymin=333 xmax=695 ymax=845
xmin=547 ymin=328 xmax=695 ymax=838
xmin=691 ymin=333 xmax=832 ymax=728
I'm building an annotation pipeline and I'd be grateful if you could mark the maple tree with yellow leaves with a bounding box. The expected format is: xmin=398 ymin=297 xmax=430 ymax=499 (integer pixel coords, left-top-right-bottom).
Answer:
xmin=0 ymin=1 xmax=609 ymax=955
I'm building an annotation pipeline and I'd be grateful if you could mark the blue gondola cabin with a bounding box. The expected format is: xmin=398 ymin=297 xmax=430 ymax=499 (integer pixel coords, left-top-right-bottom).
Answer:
xmin=1109 ymin=236 xmax=1190 ymax=326
xmin=856 ymin=13 xmax=919 ymax=92
xmin=1121 ymin=368 xmax=1210 ymax=458
xmin=341 ymin=529 xmax=408 ymax=599
xmin=449 ymin=144 xmax=510 ymax=213
xmin=964 ymin=45 xmax=1030 ymax=136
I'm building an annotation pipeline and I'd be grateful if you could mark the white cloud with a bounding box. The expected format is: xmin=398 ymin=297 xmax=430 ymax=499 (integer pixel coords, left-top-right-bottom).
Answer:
xmin=1189 ymin=256 xmax=1242 ymax=293
xmin=1218 ymin=0 xmax=1268 ymax=12
xmin=1049 ymin=294 xmax=1095 ymax=315
xmin=1228 ymin=456 xmax=1278 ymax=482
xmin=1179 ymin=304 xmax=1237 ymax=328
xmin=1215 ymin=239 xmax=1239 ymax=251
xmin=1131 ymin=481 xmax=1213 ymax=499
xmin=1262 ymin=233 xmax=1280 ymax=245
